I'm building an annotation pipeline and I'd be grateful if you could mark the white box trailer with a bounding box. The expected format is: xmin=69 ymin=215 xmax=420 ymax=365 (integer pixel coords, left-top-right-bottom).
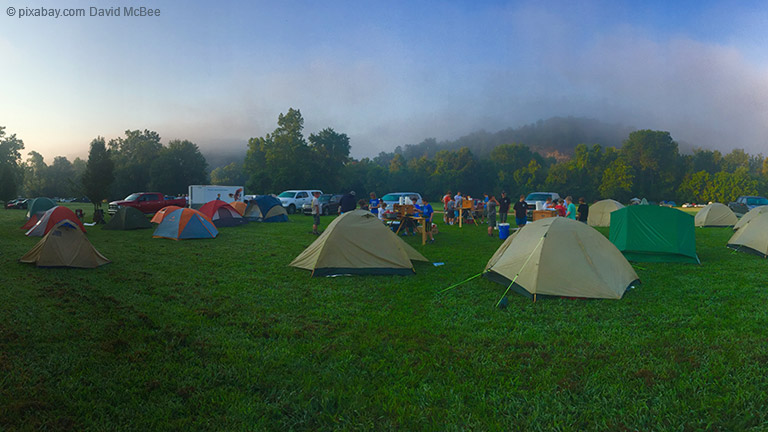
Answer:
xmin=188 ymin=185 xmax=244 ymax=209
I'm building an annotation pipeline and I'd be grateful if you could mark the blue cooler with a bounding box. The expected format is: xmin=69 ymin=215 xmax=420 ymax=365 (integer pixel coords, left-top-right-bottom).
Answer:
xmin=499 ymin=223 xmax=510 ymax=240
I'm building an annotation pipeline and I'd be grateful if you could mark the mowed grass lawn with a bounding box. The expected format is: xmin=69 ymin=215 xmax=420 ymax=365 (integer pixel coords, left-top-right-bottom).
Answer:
xmin=1 ymin=204 xmax=768 ymax=431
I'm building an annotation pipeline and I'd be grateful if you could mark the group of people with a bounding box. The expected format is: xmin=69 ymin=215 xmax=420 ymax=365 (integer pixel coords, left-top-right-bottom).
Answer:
xmin=309 ymin=189 xmax=589 ymax=240
xmin=309 ymin=191 xmax=435 ymax=243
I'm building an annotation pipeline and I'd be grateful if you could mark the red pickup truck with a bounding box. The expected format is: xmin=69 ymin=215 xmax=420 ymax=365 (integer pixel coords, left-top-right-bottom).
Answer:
xmin=108 ymin=192 xmax=188 ymax=215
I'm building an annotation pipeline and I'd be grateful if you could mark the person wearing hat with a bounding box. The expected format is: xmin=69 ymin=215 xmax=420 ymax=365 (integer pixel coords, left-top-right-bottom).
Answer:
xmin=339 ymin=190 xmax=357 ymax=214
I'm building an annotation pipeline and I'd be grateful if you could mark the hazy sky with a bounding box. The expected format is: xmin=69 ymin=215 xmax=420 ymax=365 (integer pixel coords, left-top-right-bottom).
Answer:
xmin=2 ymin=0 xmax=767 ymax=163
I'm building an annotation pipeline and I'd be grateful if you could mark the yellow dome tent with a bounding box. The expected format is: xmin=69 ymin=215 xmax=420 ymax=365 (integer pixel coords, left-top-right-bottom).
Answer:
xmin=587 ymin=199 xmax=625 ymax=227
xmin=727 ymin=213 xmax=768 ymax=258
xmin=290 ymin=210 xmax=428 ymax=276
xmin=485 ymin=217 xmax=639 ymax=299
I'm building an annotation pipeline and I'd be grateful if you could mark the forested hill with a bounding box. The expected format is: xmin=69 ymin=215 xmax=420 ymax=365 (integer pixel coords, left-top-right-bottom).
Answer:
xmin=388 ymin=117 xmax=636 ymax=162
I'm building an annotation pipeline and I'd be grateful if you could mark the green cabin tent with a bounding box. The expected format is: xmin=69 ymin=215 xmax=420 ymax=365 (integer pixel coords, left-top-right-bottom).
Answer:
xmin=26 ymin=197 xmax=57 ymax=219
xmin=609 ymin=205 xmax=700 ymax=264
xmin=103 ymin=206 xmax=152 ymax=230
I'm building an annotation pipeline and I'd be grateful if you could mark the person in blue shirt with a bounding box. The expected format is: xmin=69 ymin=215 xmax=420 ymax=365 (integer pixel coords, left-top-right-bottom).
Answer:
xmin=369 ymin=192 xmax=380 ymax=216
xmin=417 ymin=199 xmax=435 ymax=243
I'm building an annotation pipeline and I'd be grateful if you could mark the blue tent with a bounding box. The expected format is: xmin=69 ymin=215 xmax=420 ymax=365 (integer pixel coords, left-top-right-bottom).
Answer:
xmin=152 ymin=208 xmax=218 ymax=240
xmin=244 ymin=195 xmax=288 ymax=222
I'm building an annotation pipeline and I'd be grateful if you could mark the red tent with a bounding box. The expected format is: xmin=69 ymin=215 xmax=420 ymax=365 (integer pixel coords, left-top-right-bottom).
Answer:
xmin=198 ymin=200 xmax=247 ymax=227
xmin=20 ymin=213 xmax=40 ymax=230
xmin=26 ymin=206 xmax=86 ymax=237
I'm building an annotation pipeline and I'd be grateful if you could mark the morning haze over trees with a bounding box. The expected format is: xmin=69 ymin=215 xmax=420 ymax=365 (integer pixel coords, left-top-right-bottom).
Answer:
xmin=2 ymin=111 xmax=767 ymax=206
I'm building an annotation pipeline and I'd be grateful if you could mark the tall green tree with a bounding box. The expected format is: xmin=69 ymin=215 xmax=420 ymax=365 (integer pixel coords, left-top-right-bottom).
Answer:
xmin=599 ymin=159 xmax=634 ymax=202
xmin=23 ymin=151 xmax=48 ymax=197
xmin=109 ymin=129 xmax=163 ymax=197
xmin=620 ymin=130 xmax=681 ymax=199
xmin=0 ymin=126 xmax=25 ymax=203
xmin=308 ymin=128 xmax=351 ymax=192
xmin=210 ymin=162 xmax=247 ymax=186
xmin=82 ymin=137 xmax=115 ymax=209
xmin=149 ymin=139 xmax=209 ymax=195
xmin=245 ymin=108 xmax=312 ymax=193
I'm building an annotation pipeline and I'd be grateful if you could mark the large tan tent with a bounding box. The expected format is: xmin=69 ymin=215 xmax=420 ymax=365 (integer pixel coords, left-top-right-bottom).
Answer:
xmin=587 ymin=199 xmax=625 ymax=227
xmin=727 ymin=212 xmax=768 ymax=258
xmin=290 ymin=210 xmax=429 ymax=276
xmin=733 ymin=205 xmax=768 ymax=231
xmin=694 ymin=202 xmax=738 ymax=227
xmin=20 ymin=220 xmax=110 ymax=268
xmin=484 ymin=217 xmax=639 ymax=299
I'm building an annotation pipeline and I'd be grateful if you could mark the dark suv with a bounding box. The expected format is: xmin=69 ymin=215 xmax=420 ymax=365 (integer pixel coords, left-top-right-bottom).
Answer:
xmin=729 ymin=196 xmax=768 ymax=215
xmin=302 ymin=194 xmax=343 ymax=215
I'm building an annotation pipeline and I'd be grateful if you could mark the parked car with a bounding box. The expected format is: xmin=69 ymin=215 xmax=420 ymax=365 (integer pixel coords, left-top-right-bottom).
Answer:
xmin=277 ymin=189 xmax=322 ymax=214
xmin=729 ymin=196 xmax=768 ymax=215
xmin=5 ymin=198 xmax=28 ymax=209
xmin=302 ymin=194 xmax=343 ymax=215
xmin=381 ymin=192 xmax=423 ymax=210
xmin=108 ymin=192 xmax=188 ymax=215
xmin=524 ymin=192 xmax=562 ymax=220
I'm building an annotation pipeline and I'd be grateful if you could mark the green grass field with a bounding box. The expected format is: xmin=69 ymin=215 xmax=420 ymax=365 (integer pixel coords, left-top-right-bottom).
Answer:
xmin=1 ymin=204 xmax=767 ymax=431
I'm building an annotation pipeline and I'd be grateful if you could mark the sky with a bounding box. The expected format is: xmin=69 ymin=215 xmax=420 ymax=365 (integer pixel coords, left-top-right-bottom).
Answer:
xmin=2 ymin=0 xmax=768 ymax=164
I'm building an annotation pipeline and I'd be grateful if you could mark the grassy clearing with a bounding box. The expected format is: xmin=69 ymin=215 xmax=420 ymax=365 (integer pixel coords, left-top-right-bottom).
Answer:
xmin=1 ymin=205 xmax=767 ymax=431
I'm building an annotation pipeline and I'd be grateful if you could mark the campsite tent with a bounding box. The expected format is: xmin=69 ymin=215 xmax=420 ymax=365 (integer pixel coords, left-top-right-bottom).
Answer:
xmin=290 ymin=209 xmax=429 ymax=276
xmin=229 ymin=201 xmax=247 ymax=216
xmin=484 ymin=217 xmax=639 ymax=299
xmin=26 ymin=206 xmax=86 ymax=237
xmin=20 ymin=220 xmax=110 ymax=268
xmin=103 ymin=206 xmax=152 ymax=230
xmin=733 ymin=205 xmax=768 ymax=231
xmin=20 ymin=213 xmax=39 ymax=230
xmin=244 ymin=195 xmax=288 ymax=222
xmin=727 ymin=213 xmax=768 ymax=257
xmin=587 ymin=199 xmax=625 ymax=227
xmin=609 ymin=205 xmax=699 ymax=264
xmin=694 ymin=203 xmax=738 ymax=227
xmin=198 ymin=199 xmax=247 ymax=227
xmin=150 ymin=205 xmax=182 ymax=224
xmin=153 ymin=208 xmax=218 ymax=240
xmin=26 ymin=197 xmax=56 ymax=219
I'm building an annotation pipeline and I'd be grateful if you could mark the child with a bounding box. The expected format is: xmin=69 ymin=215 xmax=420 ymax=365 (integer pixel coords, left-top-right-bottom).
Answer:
xmin=446 ymin=198 xmax=456 ymax=225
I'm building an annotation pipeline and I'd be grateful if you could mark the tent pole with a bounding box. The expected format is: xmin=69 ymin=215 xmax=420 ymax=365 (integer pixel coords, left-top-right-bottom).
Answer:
xmin=494 ymin=235 xmax=546 ymax=307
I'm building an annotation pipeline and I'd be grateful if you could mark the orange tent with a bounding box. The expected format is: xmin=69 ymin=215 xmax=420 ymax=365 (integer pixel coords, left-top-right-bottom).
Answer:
xmin=229 ymin=201 xmax=247 ymax=216
xmin=151 ymin=205 xmax=182 ymax=224
xmin=198 ymin=199 xmax=246 ymax=227
xmin=26 ymin=206 xmax=86 ymax=237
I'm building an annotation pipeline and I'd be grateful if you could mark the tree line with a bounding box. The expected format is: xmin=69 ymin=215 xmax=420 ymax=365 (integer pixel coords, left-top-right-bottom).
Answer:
xmin=2 ymin=112 xmax=767 ymax=208
xmin=0 ymin=126 xmax=208 ymax=207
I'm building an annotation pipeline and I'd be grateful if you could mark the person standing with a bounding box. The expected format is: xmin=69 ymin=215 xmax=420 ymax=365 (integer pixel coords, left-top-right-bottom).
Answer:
xmin=498 ymin=192 xmax=511 ymax=224
xmin=442 ymin=191 xmax=452 ymax=223
xmin=555 ymin=199 xmax=566 ymax=217
xmin=577 ymin=197 xmax=589 ymax=223
xmin=565 ymin=196 xmax=577 ymax=220
xmin=369 ymin=192 xmax=380 ymax=216
xmin=339 ymin=191 xmax=357 ymax=214
xmin=419 ymin=198 xmax=435 ymax=243
xmin=446 ymin=197 xmax=455 ymax=225
xmin=513 ymin=195 xmax=528 ymax=228
xmin=486 ymin=195 xmax=499 ymax=237
xmin=482 ymin=193 xmax=490 ymax=224
xmin=310 ymin=191 xmax=321 ymax=235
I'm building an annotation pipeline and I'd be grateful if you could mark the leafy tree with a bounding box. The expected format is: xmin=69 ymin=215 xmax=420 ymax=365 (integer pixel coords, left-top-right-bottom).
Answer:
xmin=82 ymin=137 xmax=115 ymax=209
xmin=706 ymin=168 xmax=758 ymax=203
xmin=47 ymin=156 xmax=76 ymax=198
xmin=210 ymin=162 xmax=247 ymax=186
xmin=0 ymin=164 xmax=17 ymax=205
xmin=0 ymin=126 xmax=24 ymax=203
xmin=677 ymin=171 xmax=710 ymax=204
xmin=245 ymin=108 xmax=312 ymax=193
xmin=149 ymin=139 xmax=209 ymax=195
xmin=599 ymin=159 xmax=634 ymax=202
xmin=308 ymin=128 xmax=351 ymax=192
xmin=23 ymin=151 xmax=48 ymax=197
xmin=620 ymin=130 xmax=681 ymax=199
xmin=109 ymin=129 xmax=163 ymax=197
